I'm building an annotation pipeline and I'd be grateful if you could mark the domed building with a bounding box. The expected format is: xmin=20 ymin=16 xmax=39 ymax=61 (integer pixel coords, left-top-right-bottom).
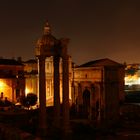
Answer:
xmin=36 ymin=22 xmax=61 ymax=57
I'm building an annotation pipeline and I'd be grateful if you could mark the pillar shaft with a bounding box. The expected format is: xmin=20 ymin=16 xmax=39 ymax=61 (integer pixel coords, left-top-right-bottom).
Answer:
xmin=53 ymin=55 xmax=60 ymax=128
xmin=38 ymin=56 xmax=47 ymax=136
xmin=62 ymin=55 xmax=70 ymax=132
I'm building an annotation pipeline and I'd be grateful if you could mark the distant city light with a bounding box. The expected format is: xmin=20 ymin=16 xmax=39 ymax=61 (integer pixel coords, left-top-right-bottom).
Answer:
xmin=125 ymin=75 xmax=140 ymax=86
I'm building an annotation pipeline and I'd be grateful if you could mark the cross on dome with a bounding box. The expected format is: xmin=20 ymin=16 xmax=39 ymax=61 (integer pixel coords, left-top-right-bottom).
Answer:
xmin=44 ymin=21 xmax=51 ymax=35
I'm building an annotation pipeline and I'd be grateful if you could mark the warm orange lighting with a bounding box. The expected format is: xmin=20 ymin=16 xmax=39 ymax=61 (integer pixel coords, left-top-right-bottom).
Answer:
xmin=25 ymin=87 xmax=32 ymax=96
xmin=125 ymin=74 xmax=140 ymax=86
xmin=0 ymin=79 xmax=12 ymax=100
xmin=0 ymin=79 xmax=6 ymax=92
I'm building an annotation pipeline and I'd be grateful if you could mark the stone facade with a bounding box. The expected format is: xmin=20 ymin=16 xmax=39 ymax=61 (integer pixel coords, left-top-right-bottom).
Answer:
xmin=72 ymin=58 xmax=125 ymax=124
xmin=23 ymin=56 xmax=72 ymax=106
xmin=0 ymin=57 xmax=125 ymax=121
xmin=0 ymin=58 xmax=25 ymax=102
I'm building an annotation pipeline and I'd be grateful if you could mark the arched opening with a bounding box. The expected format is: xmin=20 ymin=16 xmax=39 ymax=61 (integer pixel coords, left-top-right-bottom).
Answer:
xmin=82 ymin=87 xmax=90 ymax=118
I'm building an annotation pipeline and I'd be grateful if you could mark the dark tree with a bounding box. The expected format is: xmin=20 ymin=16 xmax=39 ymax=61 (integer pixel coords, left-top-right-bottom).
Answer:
xmin=20 ymin=93 xmax=37 ymax=109
xmin=26 ymin=93 xmax=37 ymax=106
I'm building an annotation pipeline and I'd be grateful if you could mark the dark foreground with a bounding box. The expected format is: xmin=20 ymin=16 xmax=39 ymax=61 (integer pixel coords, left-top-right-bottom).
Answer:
xmin=0 ymin=103 xmax=140 ymax=140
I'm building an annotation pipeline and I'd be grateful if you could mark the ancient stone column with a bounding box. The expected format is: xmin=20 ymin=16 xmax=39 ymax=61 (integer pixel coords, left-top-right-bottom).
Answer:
xmin=38 ymin=56 xmax=47 ymax=136
xmin=89 ymin=84 xmax=94 ymax=121
xmin=53 ymin=55 xmax=60 ymax=129
xmin=62 ymin=54 xmax=70 ymax=133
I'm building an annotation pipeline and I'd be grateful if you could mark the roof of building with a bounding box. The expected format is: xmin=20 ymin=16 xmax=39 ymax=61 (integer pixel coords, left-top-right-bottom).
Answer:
xmin=23 ymin=59 xmax=37 ymax=64
xmin=77 ymin=58 xmax=123 ymax=68
xmin=0 ymin=58 xmax=23 ymax=65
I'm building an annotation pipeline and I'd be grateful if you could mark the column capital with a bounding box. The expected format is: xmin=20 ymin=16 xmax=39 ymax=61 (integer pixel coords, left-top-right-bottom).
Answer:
xmin=37 ymin=55 xmax=46 ymax=60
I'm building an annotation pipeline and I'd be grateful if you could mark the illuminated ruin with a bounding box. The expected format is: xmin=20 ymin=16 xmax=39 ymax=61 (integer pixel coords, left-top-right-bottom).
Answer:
xmin=35 ymin=21 xmax=70 ymax=135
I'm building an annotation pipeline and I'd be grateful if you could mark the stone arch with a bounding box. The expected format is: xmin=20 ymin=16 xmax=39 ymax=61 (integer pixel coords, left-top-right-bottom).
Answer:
xmin=82 ymin=87 xmax=90 ymax=118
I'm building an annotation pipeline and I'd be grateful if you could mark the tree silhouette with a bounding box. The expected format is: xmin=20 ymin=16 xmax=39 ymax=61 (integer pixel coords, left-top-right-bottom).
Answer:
xmin=20 ymin=93 xmax=37 ymax=109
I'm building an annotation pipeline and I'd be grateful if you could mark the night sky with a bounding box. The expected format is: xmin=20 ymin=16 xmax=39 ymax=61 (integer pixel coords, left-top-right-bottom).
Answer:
xmin=0 ymin=0 xmax=140 ymax=65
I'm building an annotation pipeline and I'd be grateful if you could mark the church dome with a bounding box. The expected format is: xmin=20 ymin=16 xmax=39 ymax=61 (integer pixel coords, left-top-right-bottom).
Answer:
xmin=37 ymin=34 xmax=58 ymax=47
xmin=37 ymin=22 xmax=58 ymax=47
